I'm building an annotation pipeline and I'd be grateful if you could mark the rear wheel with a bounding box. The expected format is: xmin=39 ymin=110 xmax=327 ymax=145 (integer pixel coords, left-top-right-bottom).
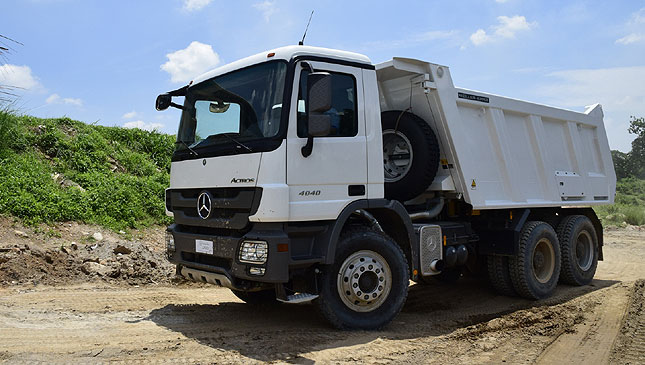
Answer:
xmin=316 ymin=228 xmax=409 ymax=329
xmin=509 ymin=221 xmax=561 ymax=300
xmin=557 ymin=215 xmax=598 ymax=286
xmin=231 ymin=289 xmax=277 ymax=305
xmin=487 ymin=255 xmax=516 ymax=296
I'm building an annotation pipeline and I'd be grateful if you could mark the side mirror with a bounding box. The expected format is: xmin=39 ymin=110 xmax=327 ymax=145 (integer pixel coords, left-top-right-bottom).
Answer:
xmin=307 ymin=72 xmax=332 ymax=113
xmin=306 ymin=72 xmax=332 ymax=137
xmin=302 ymin=71 xmax=332 ymax=157
xmin=156 ymin=94 xmax=171 ymax=111
xmin=308 ymin=114 xmax=331 ymax=137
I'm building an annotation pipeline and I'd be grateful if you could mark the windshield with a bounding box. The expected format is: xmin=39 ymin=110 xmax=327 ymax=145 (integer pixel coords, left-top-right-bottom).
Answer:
xmin=175 ymin=61 xmax=287 ymax=155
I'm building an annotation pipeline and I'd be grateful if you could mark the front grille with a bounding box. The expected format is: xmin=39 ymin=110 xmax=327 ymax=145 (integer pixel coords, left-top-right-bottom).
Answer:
xmin=168 ymin=187 xmax=262 ymax=230
xmin=182 ymin=252 xmax=232 ymax=270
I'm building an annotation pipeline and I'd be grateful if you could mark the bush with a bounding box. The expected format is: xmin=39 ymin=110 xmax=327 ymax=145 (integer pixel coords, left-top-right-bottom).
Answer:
xmin=0 ymin=112 xmax=174 ymax=230
xmin=595 ymin=178 xmax=645 ymax=226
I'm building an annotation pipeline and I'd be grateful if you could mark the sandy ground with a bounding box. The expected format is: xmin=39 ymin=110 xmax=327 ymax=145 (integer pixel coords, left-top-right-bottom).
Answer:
xmin=0 ymin=226 xmax=643 ymax=364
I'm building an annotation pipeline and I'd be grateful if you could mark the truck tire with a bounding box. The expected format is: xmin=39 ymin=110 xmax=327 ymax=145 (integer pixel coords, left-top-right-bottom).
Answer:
xmin=316 ymin=228 xmax=409 ymax=329
xmin=556 ymin=215 xmax=598 ymax=286
xmin=231 ymin=289 xmax=277 ymax=305
xmin=509 ymin=221 xmax=561 ymax=300
xmin=381 ymin=111 xmax=440 ymax=202
xmin=487 ymin=255 xmax=516 ymax=296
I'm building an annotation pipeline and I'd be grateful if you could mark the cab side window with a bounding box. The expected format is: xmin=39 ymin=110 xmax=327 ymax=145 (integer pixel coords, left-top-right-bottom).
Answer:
xmin=297 ymin=69 xmax=358 ymax=138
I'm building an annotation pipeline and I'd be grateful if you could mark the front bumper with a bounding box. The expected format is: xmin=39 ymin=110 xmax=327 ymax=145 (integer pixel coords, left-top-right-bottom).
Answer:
xmin=166 ymin=223 xmax=291 ymax=288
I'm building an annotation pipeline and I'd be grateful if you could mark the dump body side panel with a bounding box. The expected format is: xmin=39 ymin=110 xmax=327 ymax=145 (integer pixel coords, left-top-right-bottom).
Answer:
xmin=376 ymin=58 xmax=616 ymax=210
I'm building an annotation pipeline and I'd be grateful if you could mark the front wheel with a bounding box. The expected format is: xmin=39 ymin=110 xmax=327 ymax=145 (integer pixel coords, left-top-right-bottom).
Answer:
xmin=316 ymin=228 xmax=409 ymax=329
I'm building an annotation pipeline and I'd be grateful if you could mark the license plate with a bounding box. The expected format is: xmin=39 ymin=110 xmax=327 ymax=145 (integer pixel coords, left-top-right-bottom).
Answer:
xmin=195 ymin=239 xmax=213 ymax=255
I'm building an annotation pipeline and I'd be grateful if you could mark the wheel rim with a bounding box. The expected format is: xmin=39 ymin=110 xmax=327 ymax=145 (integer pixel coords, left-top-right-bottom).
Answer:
xmin=383 ymin=130 xmax=413 ymax=183
xmin=337 ymin=250 xmax=392 ymax=313
xmin=532 ymin=238 xmax=555 ymax=284
xmin=575 ymin=231 xmax=594 ymax=271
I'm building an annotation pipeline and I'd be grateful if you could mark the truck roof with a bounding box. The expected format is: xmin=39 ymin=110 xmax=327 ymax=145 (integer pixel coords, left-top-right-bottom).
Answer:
xmin=190 ymin=45 xmax=372 ymax=86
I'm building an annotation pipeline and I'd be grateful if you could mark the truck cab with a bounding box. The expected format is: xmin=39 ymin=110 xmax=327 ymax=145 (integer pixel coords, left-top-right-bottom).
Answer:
xmin=157 ymin=45 xmax=615 ymax=329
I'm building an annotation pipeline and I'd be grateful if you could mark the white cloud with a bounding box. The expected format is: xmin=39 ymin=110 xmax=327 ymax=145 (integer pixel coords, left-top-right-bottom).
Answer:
xmin=182 ymin=0 xmax=212 ymax=11
xmin=46 ymin=93 xmax=60 ymax=104
xmin=63 ymin=97 xmax=83 ymax=106
xmin=0 ymin=64 xmax=43 ymax=91
xmin=616 ymin=33 xmax=645 ymax=45
xmin=161 ymin=41 xmax=221 ymax=83
xmin=616 ymin=8 xmax=645 ymax=45
xmin=470 ymin=15 xmax=536 ymax=46
xmin=123 ymin=120 xmax=164 ymax=131
xmin=537 ymin=66 xmax=645 ymax=151
xmin=253 ymin=1 xmax=276 ymax=22
xmin=122 ymin=111 xmax=138 ymax=119
xmin=45 ymin=93 xmax=83 ymax=106
xmin=495 ymin=0 xmax=510 ymax=3
xmin=470 ymin=29 xmax=491 ymax=46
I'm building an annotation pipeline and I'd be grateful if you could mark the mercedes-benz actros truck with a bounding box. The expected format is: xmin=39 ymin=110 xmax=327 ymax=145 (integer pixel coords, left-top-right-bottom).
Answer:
xmin=156 ymin=45 xmax=616 ymax=329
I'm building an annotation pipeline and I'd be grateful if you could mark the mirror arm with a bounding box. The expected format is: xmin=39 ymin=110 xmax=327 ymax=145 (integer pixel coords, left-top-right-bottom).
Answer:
xmin=301 ymin=136 xmax=314 ymax=158
xmin=170 ymin=102 xmax=184 ymax=110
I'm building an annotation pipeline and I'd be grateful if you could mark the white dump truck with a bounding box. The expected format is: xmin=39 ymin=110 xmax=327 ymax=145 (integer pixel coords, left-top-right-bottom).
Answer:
xmin=156 ymin=45 xmax=616 ymax=329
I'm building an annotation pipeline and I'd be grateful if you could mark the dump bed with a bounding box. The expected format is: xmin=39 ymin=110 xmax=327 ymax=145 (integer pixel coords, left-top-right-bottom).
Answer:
xmin=376 ymin=58 xmax=616 ymax=210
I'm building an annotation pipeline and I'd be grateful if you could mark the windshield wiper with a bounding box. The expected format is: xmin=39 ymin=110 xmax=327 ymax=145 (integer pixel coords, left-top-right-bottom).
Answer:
xmin=217 ymin=133 xmax=253 ymax=152
xmin=176 ymin=140 xmax=199 ymax=156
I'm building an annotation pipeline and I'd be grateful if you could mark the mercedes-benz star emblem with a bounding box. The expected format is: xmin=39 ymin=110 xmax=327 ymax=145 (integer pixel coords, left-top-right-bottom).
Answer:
xmin=197 ymin=191 xmax=212 ymax=219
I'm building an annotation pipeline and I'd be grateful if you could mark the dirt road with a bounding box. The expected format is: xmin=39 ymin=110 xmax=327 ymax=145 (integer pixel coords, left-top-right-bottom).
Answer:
xmin=0 ymin=228 xmax=643 ymax=364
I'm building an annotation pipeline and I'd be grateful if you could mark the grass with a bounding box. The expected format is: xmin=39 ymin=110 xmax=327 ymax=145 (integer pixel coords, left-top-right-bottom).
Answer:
xmin=0 ymin=110 xmax=174 ymax=231
xmin=595 ymin=178 xmax=645 ymax=226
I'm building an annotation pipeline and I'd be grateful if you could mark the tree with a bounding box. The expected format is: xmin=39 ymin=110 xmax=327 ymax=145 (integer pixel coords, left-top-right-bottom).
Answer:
xmin=628 ymin=116 xmax=645 ymax=179
xmin=611 ymin=150 xmax=632 ymax=179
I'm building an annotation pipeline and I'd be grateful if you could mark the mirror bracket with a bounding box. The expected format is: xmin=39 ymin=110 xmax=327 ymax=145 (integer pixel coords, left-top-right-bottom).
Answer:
xmin=301 ymin=136 xmax=314 ymax=158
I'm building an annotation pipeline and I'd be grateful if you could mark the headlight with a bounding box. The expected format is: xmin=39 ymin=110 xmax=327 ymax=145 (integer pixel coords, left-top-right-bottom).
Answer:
xmin=239 ymin=240 xmax=268 ymax=264
xmin=166 ymin=232 xmax=175 ymax=253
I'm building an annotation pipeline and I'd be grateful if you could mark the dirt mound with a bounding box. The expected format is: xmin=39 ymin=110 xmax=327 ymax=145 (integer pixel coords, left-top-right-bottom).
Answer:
xmin=0 ymin=239 xmax=175 ymax=286
xmin=611 ymin=279 xmax=645 ymax=364
xmin=0 ymin=217 xmax=176 ymax=287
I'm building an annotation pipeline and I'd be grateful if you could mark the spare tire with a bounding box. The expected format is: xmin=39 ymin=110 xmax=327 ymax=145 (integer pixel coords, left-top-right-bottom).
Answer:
xmin=381 ymin=111 xmax=440 ymax=202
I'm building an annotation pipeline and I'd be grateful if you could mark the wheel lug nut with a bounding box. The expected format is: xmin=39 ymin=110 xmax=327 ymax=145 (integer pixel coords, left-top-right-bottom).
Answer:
xmin=353 ymin=283 xmax=358 ymax=288
xmin=368 ymin=265 xmax=373 ymax=270
xmin=357 ymin=291 xmax=362 ymax=296
xmin=360 ymin=267 xmax=365 ymax=272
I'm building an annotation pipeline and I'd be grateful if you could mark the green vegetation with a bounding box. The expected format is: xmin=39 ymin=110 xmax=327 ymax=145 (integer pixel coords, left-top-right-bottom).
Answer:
xmin=595 ymin=178 xmax=645 ymax=226
xmin=613 ymin=116 xmax=645 ymax=180
xmin=0 ymin=110 xmax=174 ymax=230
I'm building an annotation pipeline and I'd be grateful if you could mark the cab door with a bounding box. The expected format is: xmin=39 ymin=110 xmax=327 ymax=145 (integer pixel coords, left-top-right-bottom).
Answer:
xmin=286 ymin=60 xmax=367 ymax=221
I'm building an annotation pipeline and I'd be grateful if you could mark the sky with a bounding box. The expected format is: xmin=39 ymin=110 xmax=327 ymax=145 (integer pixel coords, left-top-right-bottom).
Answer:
xmin=1 ymin=0 xmax=644 ymax=152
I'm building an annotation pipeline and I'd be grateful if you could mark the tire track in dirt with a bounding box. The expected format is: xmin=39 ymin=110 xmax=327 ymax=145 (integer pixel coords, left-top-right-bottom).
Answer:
xmin=536 ymin=283 xmax=631 ymax=364
xmin=610 ymin=280 xmax=645 ymax=364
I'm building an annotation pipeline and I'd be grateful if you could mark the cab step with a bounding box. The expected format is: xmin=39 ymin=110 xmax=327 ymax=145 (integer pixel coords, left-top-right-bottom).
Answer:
xmin=277 ymin=293 xmax=319 ymax=304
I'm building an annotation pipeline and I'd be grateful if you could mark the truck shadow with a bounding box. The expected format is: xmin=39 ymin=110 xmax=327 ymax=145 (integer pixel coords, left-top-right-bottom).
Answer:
xmin=147 ymin=277 xmax=618 ymax=363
